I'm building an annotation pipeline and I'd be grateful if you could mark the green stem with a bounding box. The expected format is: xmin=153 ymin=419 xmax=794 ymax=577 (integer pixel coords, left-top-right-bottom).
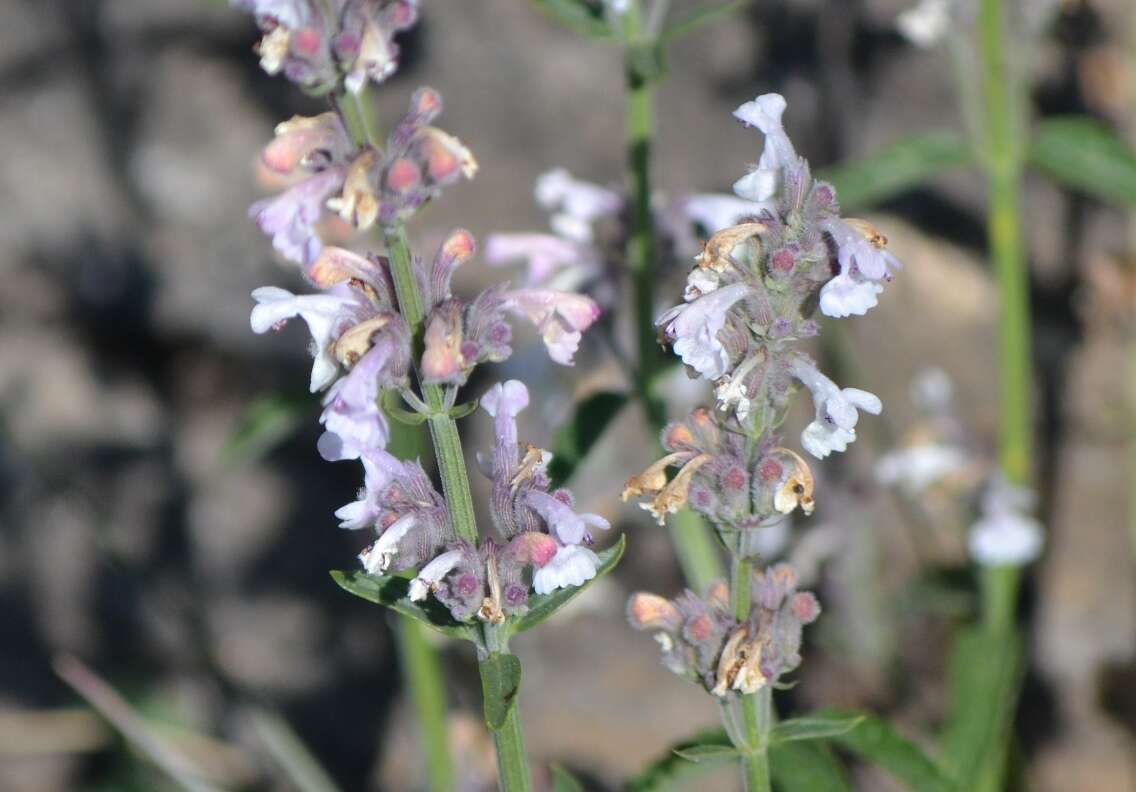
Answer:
xmin=395 ymin=619 xmax=454 ymax=792
xmin=478 ymin=651 xmax=533 ymax=792
xmin=978 ymin=0 xmax=1031 ymax=636
xmin=336 ymin=90 xmax=463 ymax=790
xmin=623 ymin=6 xmax=724 ymax=590
xmin=972 ymin=1 xmax=1030 ymax=789
xmin=725 ymin=557 xmax=773 ymax=792
xmin=383 ymin=223 xmax=480 ymax=545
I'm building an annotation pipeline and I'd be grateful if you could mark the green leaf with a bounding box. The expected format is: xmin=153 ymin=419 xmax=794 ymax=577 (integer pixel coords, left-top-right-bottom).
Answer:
xmin=1030 ymin=115 xmax=1136 ymax=206
xmin=627 ymin=41 xmax=667 ymax=85
xmin=941 ymin=626 xmax=1022 ymax=790
xmin=223 ymin=392 xmax=310 ymax=466
xmin=820 ymin=709 xmax=957 ymax=792
xmin=509 ymin=535 xmax=626 ymax=634
xmin=662 ymin=0 xmax=752 ymax=42
xmin=624 ymin=727 xmax=732 ymax=792
xmin=769 ymin=740 xmax=851 ymax=792
xmin=531 ymin=0 xmax=616 ymax=39
xmin=480 ymin=653 xmax=522 ymax=731
xmin=771 ymin=713 xmax=865 ymax=744
xmin=672 ymin=743 xmax=740 ymax=764
xmin=329 ymin=570 xmax=476 ymax=641
xmin=547 ymin=391 xmax=629 ymax=487
xmin=550 ymin=763 xmax=585 ymax=792
xmin=818 ymin=130 xmax=974 ymax=211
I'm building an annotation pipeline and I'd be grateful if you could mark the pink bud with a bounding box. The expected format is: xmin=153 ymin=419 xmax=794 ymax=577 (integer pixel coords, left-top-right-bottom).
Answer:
xmin=293 ymin=27 xmax=322 ymax=56
xmin=790 ymin=592 xmax=821 ymax=623
xmin=759 ymin=458 xmax=783 ymax=482
xmin=386 ymin=157 xmax=421 ymax=193
xmin=684 ymin=614 xmax=714 ymax=643
xmin=627 ymin=593 xmax=682 ymax=630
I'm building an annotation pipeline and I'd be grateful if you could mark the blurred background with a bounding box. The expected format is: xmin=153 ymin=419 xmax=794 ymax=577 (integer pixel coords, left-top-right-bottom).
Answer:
xmin=2 ymin=0 xmax=1135 ymax=789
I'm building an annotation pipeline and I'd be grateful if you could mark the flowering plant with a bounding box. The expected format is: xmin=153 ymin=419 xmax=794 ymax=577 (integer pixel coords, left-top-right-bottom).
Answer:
xmin=622 ymin=92 xmax=899 ymax=788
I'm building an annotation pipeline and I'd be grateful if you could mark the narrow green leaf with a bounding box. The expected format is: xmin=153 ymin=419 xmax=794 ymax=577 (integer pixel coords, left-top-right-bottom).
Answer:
xmin=509 ymin=535 xmax=626 ymax=634
xmin=223 ymin=392 xmax=310 ymax=466
xmin=818 ymin=130 xmax=974 ymax=211
xmin=662 ymin=0 xmax=751 ymax=42
xmin=769 ymin=740 xmax=851 ymax=792
xmin=941 ymin=627 xmax=1022 ymax=790
xmin=771 ymin=713 xmax=865 ymax=744
xmin=531 ymin=0 xmax=616 ymax=39
xmin=480 ymin=653 xmax=522 ymax=731
xmin=550 ymin=763 xmax=585 ymax=792
xmin=249 ymin=709 xmax=342 ymax=792
xmin=329 ymin=570 xmax=476 ymax=641
xmin=672 ymin=744 xmax=741 ymax=764
xmin=1030 ymin=115 xmax=1136 ymax=206
xmin=624 ymin=727 xmax=731 ymax=792
xmin=820 ymin=709 xmax=957 ymax=792
xmin=547 ymin=391 xmax=629 ymax=487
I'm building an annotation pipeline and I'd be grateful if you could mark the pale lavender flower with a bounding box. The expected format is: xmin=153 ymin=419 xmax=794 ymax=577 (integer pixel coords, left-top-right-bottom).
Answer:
xmin=657 ymin=282 xmax=751 ymax=379
xmin=503 ymin=289 xmax=601 ymax=366
xmin=534 ymin=167 xmax=622 ymax=243
xmin=250 ymin=284 xmax=371 ymax=391
xmin=317 ymin=320 xmax=409 ymax=460
xmin=483 ymin=233 xmax=599 ymax=291
xmin=791 ymin=356 xmax=882 ymax=459
xmin=817 ymin=218 xmax=901 ymax=318
xmin=732 ymin=94 xmax=800 ymax=204
xmin=336 ymin=0 xmax=419 ymax=94
xmin=409 ymin=549 xmax=464 ymax=601
xmin=523 ymin=490 xmax=610 ymax=546
xmin=249 ymin=168 xmax=345 ymax=265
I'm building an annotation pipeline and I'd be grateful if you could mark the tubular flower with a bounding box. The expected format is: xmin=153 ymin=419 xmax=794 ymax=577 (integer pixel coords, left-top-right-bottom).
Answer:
xmin=628 ymin=564 xmax=820 ymax=696
xmin=231 ymin=0 xmax=418 ymax=93
xmin=371 ymin=380 xmax=612 ymax=623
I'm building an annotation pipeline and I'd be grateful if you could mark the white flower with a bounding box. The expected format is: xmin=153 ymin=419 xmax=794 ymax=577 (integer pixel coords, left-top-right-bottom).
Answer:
xmin=358 ymin=514 xmax=417 ymax=574
xmin=250 ymin=285 xmax=369 ymax=391
xmin=657 ymin=282 xmax=750 ymax=379
xmin=534 ymin=168 xmax=622 ymax=244
xmin=897 ymin=0 xmax=952 ymax=48
xmin=792 ymin=358 xmax=882 ymax=459
xmin=875 ymin=444 xmax=968 ymax=495
xmin=683 ymin=268 xmax=721 ymax=301
xmin=684 ymin=194 xmax=762 ymax=235
xmin=732 ymin=94 xmax=798 ymax=203
xmin=533 ymin=544 xmax=602 ymax=595
xmin=819 ymin=272 xmax=884 ymax=318
xmin=409 ymin=550 xmax=464 ymax=601
xmin=969 ymin=512 xmax=1043 ymax=566
xmin=967 ymin=477 xmax=1044 ymax=567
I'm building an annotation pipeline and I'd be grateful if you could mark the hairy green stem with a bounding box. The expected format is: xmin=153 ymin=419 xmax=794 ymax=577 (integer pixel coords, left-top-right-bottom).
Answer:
xmin=383 ymin=224 xmax=480 ymax=545
xmin=395 ymin=619 xmax=454 ymax=792
xmin=378 ymin=169 xmax=531 ymax=792
xmin=335 ymin=91 xmax=457 ymax=792
xmin=623 ymin=5 xmax=724 ymax=591
xmin=482 ymin=671 xmax=533 ymax=792
xmin=726 ymin=556 xmax=773 ymax=792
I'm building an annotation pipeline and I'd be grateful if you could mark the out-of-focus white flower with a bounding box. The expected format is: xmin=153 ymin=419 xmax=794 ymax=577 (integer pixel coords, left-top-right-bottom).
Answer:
xmin=875 ymin=443 xmax=969 ymax=496
xmin=897 ymin=0 xmax=953 ymax=48
xmin=967 ymin=476 xmax=1044 ymax=566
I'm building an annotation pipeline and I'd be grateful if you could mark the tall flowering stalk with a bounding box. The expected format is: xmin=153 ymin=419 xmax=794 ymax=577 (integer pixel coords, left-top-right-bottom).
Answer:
xmin=623 ymin=94 xmax=899 ymax=790
xmin=235 ymin=3 xmax=617 ymax=790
